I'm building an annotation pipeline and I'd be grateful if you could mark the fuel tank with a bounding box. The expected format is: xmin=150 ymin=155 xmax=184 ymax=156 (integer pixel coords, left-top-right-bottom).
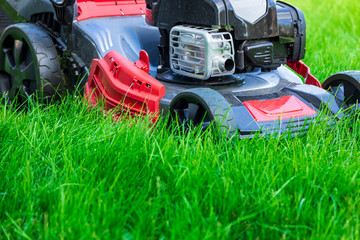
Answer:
xmin=150 ymin=0 xmax=278 ymax=40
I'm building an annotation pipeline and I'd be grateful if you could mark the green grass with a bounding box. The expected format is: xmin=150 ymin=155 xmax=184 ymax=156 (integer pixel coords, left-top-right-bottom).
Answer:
xmin=1 ymin=0 xmax=360 ymax=239
xmin=288 ymin=0 xmax=360 ymax=79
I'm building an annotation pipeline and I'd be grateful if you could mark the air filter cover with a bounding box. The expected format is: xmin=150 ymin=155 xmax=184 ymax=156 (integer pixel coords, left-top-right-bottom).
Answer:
xmin=170 ymin=25 xmax=235 ymax=80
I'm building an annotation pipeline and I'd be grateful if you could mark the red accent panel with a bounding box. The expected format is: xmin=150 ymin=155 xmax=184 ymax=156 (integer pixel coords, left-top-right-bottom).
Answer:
xmin=134 ymin=50 xmax=150 ymax=73
xmin=145 ymin=8 xmax=153 ymax=25
xmin=243 ymin=95 xmax=317 ymax=122
xmin=287 ymin=60 xmax=322 ymax=88
xmin=85 ymin=50 xmax=165 ymax=120
xmin=77 ymin=0 xmax=146 ymax=21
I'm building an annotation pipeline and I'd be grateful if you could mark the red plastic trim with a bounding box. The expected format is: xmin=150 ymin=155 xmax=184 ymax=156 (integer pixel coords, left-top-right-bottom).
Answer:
xmin=243 ymin=95 xmax=317 ymax=122
xmin=145 ymin=8 xmax=153 ymax=25
xmin=134 ymin=50 xmax=150 ymax=73
xmin=85 ymin=50 xmax=165 ymax=120
xmin=77 ymin=0 xmax=146 ymax=21
xmin=287 ymin=60 xmax=322 ymax=88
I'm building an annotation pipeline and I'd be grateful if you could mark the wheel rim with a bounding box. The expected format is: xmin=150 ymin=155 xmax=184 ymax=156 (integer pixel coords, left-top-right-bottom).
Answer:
xmin=329 ymin=81 xmax=360 ymax=107
xmin=0 ymin=31 xmax=38 ymax=103
xmin=171 ymin=97 xmax=212 ymax=131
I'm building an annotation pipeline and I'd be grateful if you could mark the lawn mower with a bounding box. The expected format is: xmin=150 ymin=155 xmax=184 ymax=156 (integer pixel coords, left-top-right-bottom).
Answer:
xmin=0 ymin=0 xmax=360 ymax=137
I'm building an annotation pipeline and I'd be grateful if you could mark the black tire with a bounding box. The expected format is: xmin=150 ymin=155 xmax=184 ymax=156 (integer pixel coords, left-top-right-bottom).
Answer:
xmin=0 ymin=23 xmax=63 ymax=104
xmin=322 ymin=71 xmax=360 ymax=108
xmin=169 ymin=88 xmax=238 ymax=137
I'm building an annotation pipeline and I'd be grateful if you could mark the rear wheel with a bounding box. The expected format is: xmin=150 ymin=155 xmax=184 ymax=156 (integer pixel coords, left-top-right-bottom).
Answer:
xmin=169 ymin=88 xmax=237 ymax=137
xmin=322 ymin=71 xmax=360 ymax=109
xmin=0 ymin=23 xmax=63 ymax=105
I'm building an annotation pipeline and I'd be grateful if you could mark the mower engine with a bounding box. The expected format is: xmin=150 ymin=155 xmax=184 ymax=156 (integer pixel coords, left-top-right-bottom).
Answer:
xmin=170 ymin=26 xmax=235 ymax=79
xmin=146 ymin=0 xmax=306 ymax=80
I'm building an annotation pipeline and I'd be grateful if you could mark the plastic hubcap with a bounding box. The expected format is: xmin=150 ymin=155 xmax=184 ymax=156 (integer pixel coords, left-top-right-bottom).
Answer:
xmin=0 ymin=37 xmax=37 ymax=101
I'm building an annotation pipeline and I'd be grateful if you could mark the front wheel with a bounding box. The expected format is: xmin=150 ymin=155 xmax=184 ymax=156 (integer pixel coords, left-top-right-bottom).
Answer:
xmin=0 ymin=23 xmax=63 ymax=105
xmin=169 ymin=88 xmax=238 ymax=137
xmin=322 ymin=71 xmax=360 ymax=109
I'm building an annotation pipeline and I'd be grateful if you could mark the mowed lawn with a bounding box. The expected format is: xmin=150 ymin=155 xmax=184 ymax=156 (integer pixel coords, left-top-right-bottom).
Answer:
xmin=1 ymin=0 xmax=360 ymax=239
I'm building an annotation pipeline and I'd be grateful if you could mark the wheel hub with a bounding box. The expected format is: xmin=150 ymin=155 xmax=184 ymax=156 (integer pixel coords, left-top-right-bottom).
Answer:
xmin=0 ymin=36 xmax=37 ymax=101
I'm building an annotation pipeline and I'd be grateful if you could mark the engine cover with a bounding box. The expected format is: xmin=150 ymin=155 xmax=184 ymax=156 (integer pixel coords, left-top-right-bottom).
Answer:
xmin=146 ymin=0 xmax=307 ymax=78
xmin=170 ymin=25 xmax=235 ymax=80
xmin=149 ymin=0 xmax=278 ymax=41
xmin=228 ymin=0 xmax=267 ymax=24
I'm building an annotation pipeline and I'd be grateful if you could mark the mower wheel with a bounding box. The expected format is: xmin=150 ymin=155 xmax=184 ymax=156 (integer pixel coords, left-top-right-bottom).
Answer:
xmin=0 ymin=23 xmax=63 ymax=105
xmin=322 ymin=71 xmax=360 ymax=108
xmin=169 ymin=88 xmax=238 ymax=137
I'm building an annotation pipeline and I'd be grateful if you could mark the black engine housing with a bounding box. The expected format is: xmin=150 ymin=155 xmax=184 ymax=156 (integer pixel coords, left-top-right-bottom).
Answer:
xmin=146 ymin=0 xmax=306 ymax=74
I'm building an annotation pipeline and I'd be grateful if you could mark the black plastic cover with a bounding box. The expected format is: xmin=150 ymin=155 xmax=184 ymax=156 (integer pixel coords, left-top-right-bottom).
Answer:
xmin=150 ymin=0 xmax=227 ymax=29
xmin=276 ymin=1 xmax=306 ymax=61
xmin=50 ymin=0 xmax=76 ymax=27
xmin=225 ymin=0 xmax=279 ymax=40
xmin=245 ymin=41 xmax=274 ymax=66
xmin=150 ymin=0 xmax=280 ymax=40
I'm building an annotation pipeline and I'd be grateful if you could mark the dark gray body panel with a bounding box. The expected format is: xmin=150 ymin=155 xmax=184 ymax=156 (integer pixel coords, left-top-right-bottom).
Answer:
xmin=72 ymin=16 xmax=161 ymax=75
xmin=158 ymin=65 xmax=341 ymax=137
xmin=5 ymin=0 xmax=55 ymax=21
xmin=0 ymin=6 xmax=14 ymax=33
